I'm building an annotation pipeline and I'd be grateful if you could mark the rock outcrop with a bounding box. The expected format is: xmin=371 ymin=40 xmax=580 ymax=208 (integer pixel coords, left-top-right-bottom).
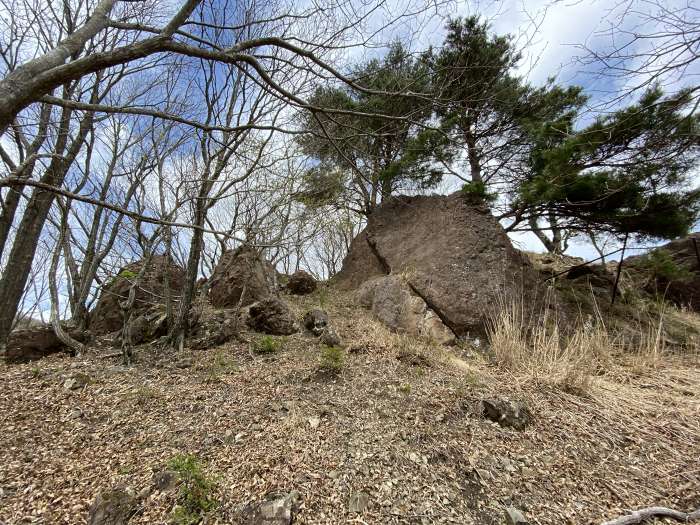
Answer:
xmin=90 ymin=256 xmax=184 ymax=335
xmin=627 ymin=232 xmax=700 ymax=310
xmin=335 ymin=194 xmax=534 ymax=337
xmin=209 ymin=245 xmax=278 ymax=308
xmin=4 ymin=325 xmax=87 ymax=363
xmin=358 ymin=276 xmax=454 ymax=344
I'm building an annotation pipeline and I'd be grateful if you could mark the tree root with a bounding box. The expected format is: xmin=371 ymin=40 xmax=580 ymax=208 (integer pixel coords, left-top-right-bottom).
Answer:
xmin=602 ymin=506 xmax=700 ymax=525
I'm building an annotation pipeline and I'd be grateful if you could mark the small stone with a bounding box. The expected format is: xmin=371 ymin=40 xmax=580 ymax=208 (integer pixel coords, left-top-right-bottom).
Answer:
xmin=244 ymin=491 xmax=301 ymax=525
xmin=505 ymin=506 xmax=529 ymax=524
xmin=520 ymin=467 xmax=534 ymax=478
xmin=481 ymin=398 xmax=532 ymax=430
xmin=319 ymin=326 xmax=341 ymax=347
xmin=308 ymin=416 xmax=321 ymax=429
xmin=87 ymin=487 xmax=138 ymax=525
xmin=64 ymin=372 xmax=90 ymax=390
xmin=475 ymin=468 xmax=492 ymax=482
xmin=175 ymin=358 xmax=193 ymax=369
xmin=303 ymin=309 xmax=328 ymax=335
xmin=348 ymin=491 xmax=370 ymax=513
xmin=152 ymin=470 xmax=178 ymax=492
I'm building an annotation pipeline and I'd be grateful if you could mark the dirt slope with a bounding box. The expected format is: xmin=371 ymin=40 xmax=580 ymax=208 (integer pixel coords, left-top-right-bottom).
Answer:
xmin=0 ymin=290 xmax=698 ymax=524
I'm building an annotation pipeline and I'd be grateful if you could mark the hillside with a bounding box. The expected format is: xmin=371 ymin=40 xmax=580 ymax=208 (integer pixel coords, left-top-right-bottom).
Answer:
xmin=1 ymin=287 xmax=698 ymax=525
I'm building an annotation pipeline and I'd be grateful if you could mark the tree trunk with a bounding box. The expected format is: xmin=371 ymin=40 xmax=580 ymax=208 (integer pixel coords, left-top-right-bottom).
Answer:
xmin=464 ymin=129 xmax=482 ymax=184
xmin=0 ymin=111 xmax=93 ymax=348
xmin=529 ymin=216 xmax=558 ymax=253
xmin=48 ymin=211 xmax=85 ymax=354
xmin=169 ymin=205 xmax=206 ymax=348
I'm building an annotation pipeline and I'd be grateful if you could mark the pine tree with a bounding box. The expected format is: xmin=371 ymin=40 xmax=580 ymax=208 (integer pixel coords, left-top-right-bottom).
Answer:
xmin=296 ymin=43 xmax=446 ymax=215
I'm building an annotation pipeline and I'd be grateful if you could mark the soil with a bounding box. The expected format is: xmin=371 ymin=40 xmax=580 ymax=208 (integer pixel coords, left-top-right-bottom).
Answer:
xmin=1 ymin=289 xmax=698 ymax=524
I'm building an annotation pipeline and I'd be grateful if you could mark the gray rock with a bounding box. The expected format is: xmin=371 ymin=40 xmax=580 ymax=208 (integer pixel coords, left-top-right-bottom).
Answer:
xmin=504 ymin=506 xmax=529 ymax=524
xmin=244 ymin=491 xmax=301 ymax=525
xmin=303 ymin=309 xmax=328 ymax=335
xmin=349 ymin=491 xmax=370 ymax=513
xmin=319 ymin=327 xmax=341 ymax=347
xmin=188 ymin=308 xmax=240 ymax=349
xmin=87 ymin=487 xmax=138 ymax=525
xmin=175 ymin=358 xmax=193 ymax=369
xmin=481 ymin=398 xmax=532 ymax=430
xmin=356 ymin=275 xmax=455 ymax=345
xmin=152 ymin=469 xmax=178 ymax=492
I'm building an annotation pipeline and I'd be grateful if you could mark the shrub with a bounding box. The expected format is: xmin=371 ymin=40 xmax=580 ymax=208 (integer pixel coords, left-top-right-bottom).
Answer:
xmin=167 ymin=454 xmax=218 ymax=525
xmin=118 ymin=269 xmax=138 ymax=280
xmin=640 ymin=249 xmax=691 ymax=282
xmin=319 ymin=346 xmax=344 ymax=373
xmin=253 ymin=335 xmax=283 ymax=354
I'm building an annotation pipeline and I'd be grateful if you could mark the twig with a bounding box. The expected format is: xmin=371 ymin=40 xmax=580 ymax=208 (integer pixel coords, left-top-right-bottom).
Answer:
xmin=601 ymin=506 xmax=700 ymax=525
xmin=98 ymin=351 xmax=123 ymax=359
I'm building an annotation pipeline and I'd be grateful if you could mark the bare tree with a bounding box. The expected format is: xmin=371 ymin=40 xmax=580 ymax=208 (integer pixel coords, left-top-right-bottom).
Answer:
xmin=571 ymin=0 xmax=700 ymax=107
xmin=0 ymin=0 xmax=446 ymax=351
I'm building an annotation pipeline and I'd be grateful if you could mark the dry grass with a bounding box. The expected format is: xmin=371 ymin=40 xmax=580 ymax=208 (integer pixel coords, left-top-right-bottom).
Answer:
xmin=485 ymin=290 xmax=690 ymax=394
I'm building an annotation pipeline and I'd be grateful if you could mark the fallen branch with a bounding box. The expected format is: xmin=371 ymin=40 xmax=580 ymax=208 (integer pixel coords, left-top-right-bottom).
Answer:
xmin=602 ymin=506 xmax=700 ymax=525
xmin=98 ymin=351 xmax=123 ymax=359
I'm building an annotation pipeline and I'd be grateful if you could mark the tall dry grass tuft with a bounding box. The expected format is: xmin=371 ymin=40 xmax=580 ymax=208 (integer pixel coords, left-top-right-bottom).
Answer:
xmin=487 ymin=290 xmax=612 ymax=393
xmin=627 ymin=304 xmax=668 ymax=371
xmin=487 ymin=288 xmax=676 ymax=391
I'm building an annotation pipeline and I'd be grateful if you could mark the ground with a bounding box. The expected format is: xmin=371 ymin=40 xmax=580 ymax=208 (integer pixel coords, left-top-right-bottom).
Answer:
xmin=1 ymin=289 xmax=699 ymax=524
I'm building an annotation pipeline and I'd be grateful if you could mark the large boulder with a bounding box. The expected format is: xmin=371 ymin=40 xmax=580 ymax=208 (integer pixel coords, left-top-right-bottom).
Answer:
xmin=4 ymin=324 xmax=87 ymax=363
xmin=335 ymin=194 xmax=534 ymax=337
xmin=209 ymin=245 xmax=278 ymax=308
xmin=247 ymin=298 xmax=298 ymax=335
xmin=90 ymin=255 xmax=184 ymax=335
xmin=358 ymin=276 xmax=455 ymax=344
